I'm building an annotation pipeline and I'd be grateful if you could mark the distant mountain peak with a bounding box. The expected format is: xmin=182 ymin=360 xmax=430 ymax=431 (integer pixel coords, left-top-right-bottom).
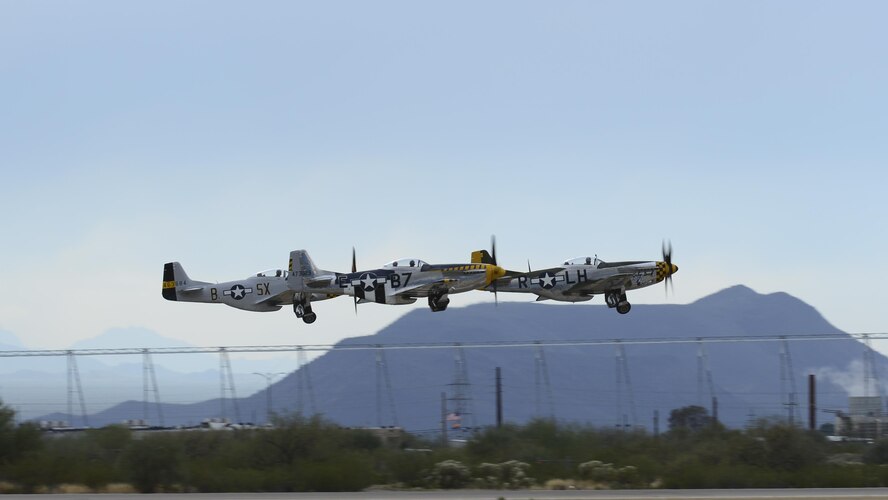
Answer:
xmin=0 ymin=330 xmax=24 ymax=349
xmin=698 ymin=284 xmax=759 ymax=299
xmin=71 ymin=327 xmax=194 ymax=350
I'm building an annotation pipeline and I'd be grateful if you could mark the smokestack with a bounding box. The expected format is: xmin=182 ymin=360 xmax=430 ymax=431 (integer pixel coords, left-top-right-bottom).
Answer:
xmin=808 ymin=374 xmax=817 ymax=431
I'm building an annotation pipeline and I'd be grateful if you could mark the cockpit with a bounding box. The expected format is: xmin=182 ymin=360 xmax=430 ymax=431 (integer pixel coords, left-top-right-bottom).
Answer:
xmin=563 ymin=256 xmax=603 ymax=267
xmin=255 ymin=269 xmax=286 ymax=278
xmin=384 ymin=258 xmax=428 ymax=269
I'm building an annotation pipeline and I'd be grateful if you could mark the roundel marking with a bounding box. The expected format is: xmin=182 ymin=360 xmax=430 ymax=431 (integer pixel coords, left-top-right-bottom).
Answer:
xmin=538 ymin=272 xmax=556 ymax=289
xmin=359 ymin=272 xmax=378 ymax=291
xmin=229 ymin=284 xmax=247 ymax=300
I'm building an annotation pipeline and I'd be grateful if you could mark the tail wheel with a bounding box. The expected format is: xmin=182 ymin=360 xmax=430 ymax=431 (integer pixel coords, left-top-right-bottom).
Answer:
xmin=616 ymin=302 xmax=631 ymax=314
xmin=303 ymin=312 xmax=317 ymax=324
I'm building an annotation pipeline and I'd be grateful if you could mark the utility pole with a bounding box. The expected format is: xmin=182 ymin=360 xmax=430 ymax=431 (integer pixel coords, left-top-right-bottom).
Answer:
xmin=712 ymin=396 xmax=719 ymax=426
xmin=440 ymin=391 xmax=448 ymax=447
xmin=495 ymin=367 xmax=503 ymax=428
xmin=653 ymin=410 xmax=660 ymax=437
xmin=253 ymin=372 xmax=286 ymax=424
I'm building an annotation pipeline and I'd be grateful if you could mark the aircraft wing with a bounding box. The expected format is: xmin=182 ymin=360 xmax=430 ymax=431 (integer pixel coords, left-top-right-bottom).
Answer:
xmin=563 ymin=273 xmax=634 ymax=295
xmin=391 ymin=279 xmax=456 ymax=298
xmin=304 ymin=274 xmax=338 ymax=288
xmin=255 ymin=289 xmax=296 ymax=307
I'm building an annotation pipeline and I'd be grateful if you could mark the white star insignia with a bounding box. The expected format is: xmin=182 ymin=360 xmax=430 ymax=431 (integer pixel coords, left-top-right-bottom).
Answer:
xmin=540 ymin=273 xmax=555 ymax=289
xmin=361 ymin=274 xmax=376 ymax=291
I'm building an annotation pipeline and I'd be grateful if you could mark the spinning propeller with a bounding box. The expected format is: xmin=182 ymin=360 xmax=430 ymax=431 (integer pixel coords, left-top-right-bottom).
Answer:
xmin=662 ymin=239 xmax=678 ymax=295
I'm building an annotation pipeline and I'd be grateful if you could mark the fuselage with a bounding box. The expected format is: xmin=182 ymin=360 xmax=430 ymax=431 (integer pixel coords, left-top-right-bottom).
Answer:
xmin=492 ymin=257 xmax=677 ymax=302
xmin=293 ymin=258 xmax=505 ymax=305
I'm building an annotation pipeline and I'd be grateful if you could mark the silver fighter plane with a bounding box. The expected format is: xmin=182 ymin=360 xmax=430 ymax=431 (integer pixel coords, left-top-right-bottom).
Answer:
xmin=286 ymin=245 xmax=508 ymax=323
xmin=161 ymin=262 xmax=336 ymax=316
xmin=483 ymin=242 xmax=678 ymax=314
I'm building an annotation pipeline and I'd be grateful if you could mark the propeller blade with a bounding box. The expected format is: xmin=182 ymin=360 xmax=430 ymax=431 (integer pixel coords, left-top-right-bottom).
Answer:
xmin=490 ymin=235 xmax=499 ymax=306
xmin=351 ymin=247 xmax=358 ymax=314
xmin=662 ymin=239 xmax=674 ymax=296
xmin=662 ymin=240 xmax=671 ymax=264
xmin=351 ymin=247 xmax=357 ymax=273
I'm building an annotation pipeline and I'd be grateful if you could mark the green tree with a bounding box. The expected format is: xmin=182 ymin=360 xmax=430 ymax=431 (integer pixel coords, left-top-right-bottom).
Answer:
xmin=0 ymin=401 xmax=41 ymax=465
xmin=668 ymin=405 xmax=713 ymax=432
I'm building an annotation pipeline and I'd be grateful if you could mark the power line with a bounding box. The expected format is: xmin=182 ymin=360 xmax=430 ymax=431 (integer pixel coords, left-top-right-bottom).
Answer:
xmin=2 ymin=332 xmax=886 ymax=358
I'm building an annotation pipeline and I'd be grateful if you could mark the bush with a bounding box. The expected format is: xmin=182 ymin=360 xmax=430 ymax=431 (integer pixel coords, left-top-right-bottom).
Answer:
xmin=474 ymin=460 xmax=534 ymax=489
xmin=426 ymin=460 xmax=471 ymax=489
xmin=121 ymin=434 xmax=184 ymax=492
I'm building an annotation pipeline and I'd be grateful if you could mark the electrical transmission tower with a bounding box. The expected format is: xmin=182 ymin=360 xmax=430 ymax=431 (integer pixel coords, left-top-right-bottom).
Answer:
xmin=218 ymin=348 xmax=241 ymax=423
xmin=697 ymin=340 xmax=716 ymax=410
xmin=66 ymin=351 xmax=89 ymax=427
xmin=296 ymin=347 xmax=317 ymax=416
xmin=375 ymin=345 xmax=399 ymax=426
xmin=142 ymin=349 xmax=164 ymax=426
xmin=614 ymin=342 xmax=637 ymax=430
xmin=447 ymin=344 xmax=476 ymax=431
xmin=534 ymin=343 xmax=555 ymax=420
xmin=779 ymin=338 xmax=799 ymax=425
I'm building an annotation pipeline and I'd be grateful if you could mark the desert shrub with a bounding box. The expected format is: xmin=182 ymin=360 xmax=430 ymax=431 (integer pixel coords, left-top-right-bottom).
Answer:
xmin=425 ymin=460 xmax=471 ymax=489
xmin=474 ymin=460 xmax=533 ymax=488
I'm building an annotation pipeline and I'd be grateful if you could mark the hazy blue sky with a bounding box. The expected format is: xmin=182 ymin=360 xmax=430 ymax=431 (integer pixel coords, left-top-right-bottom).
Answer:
xmin=1 ymin=1 xmax=886 ymax=354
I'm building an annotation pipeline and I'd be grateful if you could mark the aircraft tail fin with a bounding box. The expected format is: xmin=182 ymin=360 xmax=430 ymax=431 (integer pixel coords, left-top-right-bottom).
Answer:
xmin=471 ymin=249 xmax=496 ymax=265
xmin=289 ymin=250 xmax=320 ymax=277
xmin=162 ymin=262 xmax=202 ymax=301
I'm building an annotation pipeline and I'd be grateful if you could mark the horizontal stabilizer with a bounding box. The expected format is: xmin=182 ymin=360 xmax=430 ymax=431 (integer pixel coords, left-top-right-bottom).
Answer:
xmin=471 ymin=249 xmax=495 ymax=265
xmin=305 ymin=276 xmax=334 ymax=288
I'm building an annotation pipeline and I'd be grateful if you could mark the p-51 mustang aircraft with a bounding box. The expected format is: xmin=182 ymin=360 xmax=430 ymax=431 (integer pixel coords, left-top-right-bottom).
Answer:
xmin=161 ymin=262 xmax=338 ymax=316
xmin=286 ymin=244 xmax=508 ymax=323
xmin=162 ymin=243 xmax=508 ymax=325
xmin=481 ymin=242 xmax=678 ymax=315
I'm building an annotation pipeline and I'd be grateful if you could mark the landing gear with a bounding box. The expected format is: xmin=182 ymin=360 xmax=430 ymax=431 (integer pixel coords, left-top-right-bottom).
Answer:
xmin=606 ymin=290 xmax=632 ymax=315
xmin=293 ymin=300 xmax=317 ymax=324
xmin=428 ymin=292 xmax=450 ymax=312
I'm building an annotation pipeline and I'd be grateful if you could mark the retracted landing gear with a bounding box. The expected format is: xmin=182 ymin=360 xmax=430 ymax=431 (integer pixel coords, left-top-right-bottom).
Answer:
xmin=605 ymin=291 xmax=632 ymax=315
xmin=428 ymin=291 xmax=450 ymax=312
xmin=293 ymin=300 xmax=317 ymax=324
